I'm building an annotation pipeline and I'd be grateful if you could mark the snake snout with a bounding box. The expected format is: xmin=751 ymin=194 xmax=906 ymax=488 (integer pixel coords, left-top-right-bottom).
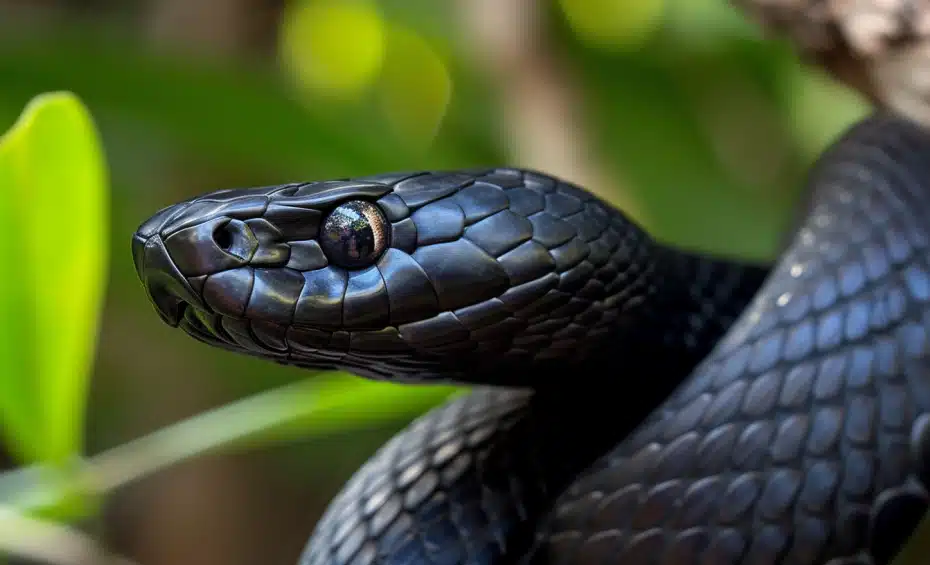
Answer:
xmin=132 ymin=231 xmax=205 ymax=327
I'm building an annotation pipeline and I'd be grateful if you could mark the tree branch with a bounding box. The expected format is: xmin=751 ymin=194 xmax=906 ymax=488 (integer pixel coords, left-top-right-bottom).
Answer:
xmin=733 ymin=0 xmax=930 ymax=125
xmin=453 ymin=0 xmax=633 ymax=208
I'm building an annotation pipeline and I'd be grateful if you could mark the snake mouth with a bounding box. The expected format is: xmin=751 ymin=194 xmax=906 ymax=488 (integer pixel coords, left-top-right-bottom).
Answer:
xmin=175 ymin=301 xmax=273 ymax=357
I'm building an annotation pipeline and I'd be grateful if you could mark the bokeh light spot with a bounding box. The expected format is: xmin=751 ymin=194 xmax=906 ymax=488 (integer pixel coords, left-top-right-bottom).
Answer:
xmin=279 ymin=0 xmax=386 ymax=97
xmin=378 ymin=26 xmax=452 ymax=147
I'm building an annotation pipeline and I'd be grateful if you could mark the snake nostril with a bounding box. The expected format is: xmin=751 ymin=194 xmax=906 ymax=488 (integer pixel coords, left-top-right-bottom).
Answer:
xmin=164 ymin=217 xmax=256 ymax=276
xmin=212 ymin=219 xmax=256 ymax=262
xmin=214 ymin=223 xmax=234 ymax=251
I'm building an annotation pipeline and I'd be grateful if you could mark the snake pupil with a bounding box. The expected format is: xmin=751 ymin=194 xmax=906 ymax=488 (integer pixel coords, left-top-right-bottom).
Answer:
xmin=320 ymin=200 xmax=389 ymax=269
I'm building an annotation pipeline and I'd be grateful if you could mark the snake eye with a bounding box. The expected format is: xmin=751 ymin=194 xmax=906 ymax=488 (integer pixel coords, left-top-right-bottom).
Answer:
xmin=320 ymin=200 xmax=390 ymax=269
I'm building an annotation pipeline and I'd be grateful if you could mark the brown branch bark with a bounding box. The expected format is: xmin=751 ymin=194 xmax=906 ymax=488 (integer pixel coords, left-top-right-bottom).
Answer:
xmin=454 ymin=0 xmax=633 ymax=209
xmin=732 ymin=0 xmax=930 ymax=125
xmin=144 ymin=0 xmax=278 ymax=58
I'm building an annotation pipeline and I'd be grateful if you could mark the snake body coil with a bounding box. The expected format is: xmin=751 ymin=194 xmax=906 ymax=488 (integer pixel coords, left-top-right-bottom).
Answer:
xmin=133 ymin=114 xmax=930 ymax=565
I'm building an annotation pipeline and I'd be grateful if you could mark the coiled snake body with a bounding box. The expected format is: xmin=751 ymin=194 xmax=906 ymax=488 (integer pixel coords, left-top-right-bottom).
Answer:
xmin=133 ymin=114 xmax=930 ymax=565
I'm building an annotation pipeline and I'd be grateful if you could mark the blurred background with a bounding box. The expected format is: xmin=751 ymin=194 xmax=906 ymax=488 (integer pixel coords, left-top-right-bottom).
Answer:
xmin=0 ymin=0 xmax=873 ymax=564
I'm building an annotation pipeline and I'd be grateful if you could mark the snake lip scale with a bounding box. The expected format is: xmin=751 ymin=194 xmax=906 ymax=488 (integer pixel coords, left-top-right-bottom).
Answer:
xmin=134 ymin=113 xmax=930 ymax=565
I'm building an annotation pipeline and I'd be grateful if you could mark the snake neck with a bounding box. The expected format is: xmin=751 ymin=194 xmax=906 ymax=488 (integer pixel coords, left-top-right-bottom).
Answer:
xmin=604 ymin=244 xmax=772 ymax=377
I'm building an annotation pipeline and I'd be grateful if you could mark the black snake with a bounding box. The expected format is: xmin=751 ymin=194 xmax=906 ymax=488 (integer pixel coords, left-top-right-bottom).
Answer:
xmin=132 ymin=113 xmax=930 ymax=565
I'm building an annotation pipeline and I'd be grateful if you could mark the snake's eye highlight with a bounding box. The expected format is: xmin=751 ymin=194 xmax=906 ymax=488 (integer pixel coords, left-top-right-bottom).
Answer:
xmin=320 ymin=200 xmax=390 ymax=269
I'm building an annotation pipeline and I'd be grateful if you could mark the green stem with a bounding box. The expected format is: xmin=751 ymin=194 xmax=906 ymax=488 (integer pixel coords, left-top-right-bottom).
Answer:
xmin=0 ymin=505 xmax=140 ymax=565
xmin=1 ymin=375 xmax=457 ymax=516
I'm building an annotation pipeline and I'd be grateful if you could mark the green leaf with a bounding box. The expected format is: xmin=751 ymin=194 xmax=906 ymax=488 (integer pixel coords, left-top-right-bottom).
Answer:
xmin=0 ymin=92 xmax=109 ymax=467
xmin=0 ymin=97 xmax=39 ymax=463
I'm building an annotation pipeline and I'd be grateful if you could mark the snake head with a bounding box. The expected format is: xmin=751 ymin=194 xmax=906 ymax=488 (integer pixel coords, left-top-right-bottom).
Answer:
xmin=132 ymin=169 xmax=650 ymax=385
